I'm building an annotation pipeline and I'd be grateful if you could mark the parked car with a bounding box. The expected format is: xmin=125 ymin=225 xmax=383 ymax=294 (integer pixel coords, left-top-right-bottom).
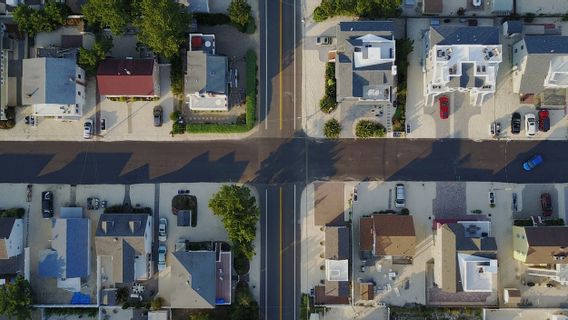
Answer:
xmin=83 ymin=119 xmax=93 ymax=139
xmin=153 ymin=105 xmax=163 ymax=127
xmin=158 ymin=245 xmax=167 ymax=271
xmin=541 ymin=193 xmax=552 ymax=217
xmin=158 ymin=218 xmax=167 ymax=242
xmin=523 ymin=154 xmax=543 ymax=171
xmin=511 ymin=112 xmax=521 ymax=134
xmin=472 ymin=0 xmax=482 ymax=7
xmin=525 ymin=113 xmax=536 ymax=136
xmin=316 ymin=36 xmax=332 ymax=45
xmin=488 ymin=191 xmax=495 ymax=207
xmin=395 ymin=184 xmax=405 ymax=208
xmin=490 ymin=122 xmax=501 ymax=136
xmin=539 ymin=110 xmax=550 ymax=132
xmin=41 ymin=191 xmax=54 ymax=218
xmin=439 ymin=96 xmax=449 ymax=119
xmin=353 ymin=186 xmax=358 ymax=202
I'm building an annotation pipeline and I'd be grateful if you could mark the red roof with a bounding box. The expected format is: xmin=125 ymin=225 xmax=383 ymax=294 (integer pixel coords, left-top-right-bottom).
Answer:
xmin=97 ymin=59 xmax=156 ymax=96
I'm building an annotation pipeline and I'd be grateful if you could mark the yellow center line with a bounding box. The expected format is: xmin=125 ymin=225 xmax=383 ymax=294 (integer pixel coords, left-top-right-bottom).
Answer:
xmin=279 ymin=0 xmax=283 ymax=131
xmin=279 ymin=187 xmax=283 ymax=320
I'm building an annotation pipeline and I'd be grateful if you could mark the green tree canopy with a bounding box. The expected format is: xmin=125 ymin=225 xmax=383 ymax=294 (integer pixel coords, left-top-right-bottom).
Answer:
xmin=228 ymin=0 xmax=252 ymax=30
xmin=13 ymin=1 xmax=70 ymax=37
xmin=78 ymin=37 xmax=113 ymax=76
xmin=324 ymin=118 xmax=341 ymax=139
xmin=81 ymin=0 xmax=132 ymax=35
xmin=0 ymin=275 xmax=33 ymax=320
xmin=229 ymin=285 xmax=259 ymax=320
xmin=208 ymin=185 xmax=260 ymax=260
xmin=134 ymin=0 xmax=190 ymax=59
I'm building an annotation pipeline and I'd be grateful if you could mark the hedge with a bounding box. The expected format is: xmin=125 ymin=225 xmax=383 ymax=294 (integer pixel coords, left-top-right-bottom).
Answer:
xmin=194 ymin=13 xmax=231 ymax=26
xmin=186 ymin=123 xmax=250 ymax=133
xmin=0 ymin=208 xmax=25 ymax=218
xmin=245 ymin=50 xmax=258 ymax=129
xmin=355 ymin=120 xmax=386 ymax=138
xmin=320 ymin=62 xmax=337 ymax=113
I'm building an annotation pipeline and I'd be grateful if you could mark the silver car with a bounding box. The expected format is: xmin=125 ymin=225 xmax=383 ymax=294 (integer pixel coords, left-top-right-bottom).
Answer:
xmin=158 ymin=245 xmax=167 ymax=272
xmin=83 ymin=119 xmax=93 ymax=139
xmin=395 ymin=184 xmax=406 ymax=208
xmin=158 ymin=218 xmax=167 ymax=242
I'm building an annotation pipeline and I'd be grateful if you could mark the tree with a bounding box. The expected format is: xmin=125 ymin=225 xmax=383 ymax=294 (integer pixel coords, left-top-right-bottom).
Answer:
xmin=78 ymin=37 xmax=113 ymax=76
xmin=189 ymin=313 xmax=213 ymax=320
xmin=134 ymin=0 xmax=190 ymax=59
xmin=81 ymin=0 xmax=132 ymax=35
xmin=324 ymin=118 xmax=341 ymax=139
xmin=228 ymin=0 xmax=252 ymax=31
xmin=208 ymin=185 xmax=260 ymax=260
xmin=0 ymin=275 xmax=33 ymax=320
xmin=13 ymin=1 xmax=69 ymax=37
xmin=355 ymin=120 xmax=386 ymax=138
xmin=230 ymin=285 xmax=259 ymax=320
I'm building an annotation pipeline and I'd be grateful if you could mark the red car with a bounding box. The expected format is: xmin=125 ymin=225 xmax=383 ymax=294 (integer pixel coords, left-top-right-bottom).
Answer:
xmin=538 ymin=110 xmax=550 ymax=132
xmin=439 ymin=96 xmax=449 ymax=119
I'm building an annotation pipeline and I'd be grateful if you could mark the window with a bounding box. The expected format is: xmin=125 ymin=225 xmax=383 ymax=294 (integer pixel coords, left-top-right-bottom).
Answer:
xmin=78 ymin=91 xmax=81 ymax=96
xmin=514 ymin=48 xmax=517 ymax=53
xmin=78 ymin=74 xmax=81 ymax=79
xmin=521 ymin=45 xmax=524 ymax=50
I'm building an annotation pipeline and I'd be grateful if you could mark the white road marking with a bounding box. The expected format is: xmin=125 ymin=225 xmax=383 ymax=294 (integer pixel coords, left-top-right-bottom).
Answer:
xmin=293 ymin=184 xmax=297 ymax=320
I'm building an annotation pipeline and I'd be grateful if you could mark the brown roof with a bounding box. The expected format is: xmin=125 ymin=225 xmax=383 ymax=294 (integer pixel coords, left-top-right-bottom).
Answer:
xmin=524 ymin=226 xmax=568 ymax=264
xmin=314 ymin=182 xmax=344 ymax=226
xmin=314 ymin=284 xmax=349 ymax=305
xmin=372 ymin=215 xmax=416 ymax=256
xmin=95 ymin=236 xmax=145 ymax=283
xmin=423 ymin=0 xmax=443 ymax=14
xmin=359 ymin=217 xmax=373 ymax=251
xmin=325 ymin=226 xmax=350 ymax=260
xmin=97 ymin=59 xmax=156 ymax=96
xmin=359 ymin=282 xmax=374 ymax=301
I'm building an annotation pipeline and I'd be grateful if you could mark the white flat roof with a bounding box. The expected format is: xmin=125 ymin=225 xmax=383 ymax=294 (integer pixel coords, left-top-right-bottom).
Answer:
xmin=325 ymin=259 xmax=348 ymax=281
xmin=458 ymin=253 xmax=497 ymax=292
xmin=188 ymin=93 xmax=228 ymax=111
xmin=33 ymin=103 xmax=81 ymax=117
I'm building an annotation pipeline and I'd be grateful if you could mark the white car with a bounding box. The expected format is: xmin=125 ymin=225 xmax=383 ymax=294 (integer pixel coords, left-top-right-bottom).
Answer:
xmin=158 ymin=245 xmax=167 ymax=272
xmin=524 ymin=113 xmax=536 ymax=136
xmin=158 ymin=218 xmax=167 ymax=242
xmin=395 ymin=184 xmax=405 ymax=208
xmin=83 ymin=119 xmax=93 ymax=139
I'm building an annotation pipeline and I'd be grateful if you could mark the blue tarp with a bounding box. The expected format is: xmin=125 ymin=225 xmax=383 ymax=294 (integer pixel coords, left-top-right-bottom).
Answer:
xmin=70 ymin=292 xmax=91 ymax=304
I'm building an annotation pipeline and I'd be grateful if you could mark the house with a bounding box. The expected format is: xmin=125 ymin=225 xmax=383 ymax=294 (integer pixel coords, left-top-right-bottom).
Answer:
xmin=335 ymin=21 xmax=397 ymax=105
xmin=503 ymin=21 xmax=523 ymax=38
xmin=97 ymin=58 xmax=160 ymax=98
xmin=186 ymin=33 xmax=229 ymax=111
xmin=423 ymin=26 xmax=502 ymax=106
xmin=0 ymin=217 xmax=23 ymax=260
xmin=513 ymin=226 xmax=568 ymax=265
xmin=38 ymin=207 xmax=90 ymax=291
xmin=22 ymin=56 xmax=86 ymax=120
xmin=314 ymin=225 xmax=350 ymax=305
xmin=422 ymin=0 xmax=442 ymax=14
xmin=512 ymin=36 xmax=568 ymax=107
xmin=359 ymin=214 xmax=416 ymax=260
xmin=435 ymin=222 xmax=497 ymax=296
xmin=161 ymin=241 xmax=231 ymax=308
xmin=95 ymin=213 xmax=152 ymax=286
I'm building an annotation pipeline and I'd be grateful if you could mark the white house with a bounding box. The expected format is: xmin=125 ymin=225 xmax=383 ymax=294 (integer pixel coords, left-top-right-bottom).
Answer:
xmin=423 ymin=26 xmax=502 ymax=106
xmin=0 ymin=217 xmax=23 ymax=260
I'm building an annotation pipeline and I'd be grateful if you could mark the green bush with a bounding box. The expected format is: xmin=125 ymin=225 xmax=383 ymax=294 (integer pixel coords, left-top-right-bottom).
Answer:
xmin=170 ymin=55 xmax=184 ymax=96
xmin=524 ymin=13 xmax=536 ymax=23
xmin=150 ymin=297 xmax=163 ymax=310
xmin=170 ymin=110 xmax=181 ymax=121
xmin=400 ymin=208 xmax=410 ymax=215
xmin=193 ymin=13 xmax=231 ymax=26
xmin=355 ymin=120 xmax=386 ymax=138
xmin=186 ymin=123 xmax=250 ymax=133
xmin=172 ymin=122 xmax=185 ymax=134
xmin=234 ymin=250 xmax=250 ymax=275
xmin=0 ymin=208 xmax=25 ymax=218
xmin=45 ymin=308 xmax=97 ymax=317
xmin=313 ymin=0 xmax=401 ymax=22
xmin=514 ymin=219 xmax=534 ymax=227
xmin=544 ymin=219 xmax=565 ymax=226
xmin=5 ymin=107 xmax=15 ymax=120
xmin=563 ymin=13 xmax=568 ymax=21
xmin=245 ymin=50 xmax=258 ymax=129
xmin=324 ymin=118 xmax=341 ymax=139
xmin=13 ymin=1 xmax=70 ymax=37
xmin=319 ymin=62 xmax=337 ymax=113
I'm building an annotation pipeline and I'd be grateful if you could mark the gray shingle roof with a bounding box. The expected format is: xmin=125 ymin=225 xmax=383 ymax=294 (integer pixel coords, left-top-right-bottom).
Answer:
xmin=95 ymin=213 xmax=149 ymax=237
xmin=186 ymin=51 xmax=228 ymax=95
xmin=339 ymin=21 xmax=394 ymax=33
xmin=173 ymin=251 xmax=216 ymax=307
xmin=0 ymin=218 xmax=16 ymax=238
xmin=430 ymin=26 xmax=500 ymax=46
xmin=524 ymin=36 xmax=568 ymax=54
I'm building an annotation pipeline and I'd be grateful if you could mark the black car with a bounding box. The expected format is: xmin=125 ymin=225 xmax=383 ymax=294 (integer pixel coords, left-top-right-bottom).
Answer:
xmin=41 ymin=191 xmax=54 ymax=218
xmin=511 ymin=112 xmax=521 ymax=134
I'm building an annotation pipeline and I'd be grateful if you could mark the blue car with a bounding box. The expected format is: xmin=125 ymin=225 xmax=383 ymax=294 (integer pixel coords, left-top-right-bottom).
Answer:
xmin=523 ymin=154 xmax=543 ymax=171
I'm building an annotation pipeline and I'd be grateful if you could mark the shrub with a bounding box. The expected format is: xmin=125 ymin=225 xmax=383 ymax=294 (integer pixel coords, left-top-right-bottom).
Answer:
xmin=563 ymin=13 xmax=568 ymax=21
xmin=193 ymin=13 xmax=231 ymax=26
xmin=313 ymin=0 xmax=401 ymax=22
xmin=0 ymin=208 xmax=25 ymax=218
xmin=457 ymin=7 xmax=465 ymax=16
xmin=186 ymin=123 xmax=250 ymax=133
xmin=13 ymin=1 xmax=70 ymax=37
xmin=4 ymin=107 xmax=15 ymax=120
xmin=169 ymin=110 xmax=181 ymax=121
xmin=245 ymin=50 xmax=258 ymax=129
xmin=513 ymin=219 xmax=533 ymax=227
xmin=323 ymin=118 xmax=341 ymax=138
xmin=234 ymin=250 xmax=250 ymax=275
xmin=524 ymin=13 xmax=536 ymax=23
xmin=150 ymin=297 xmax=163 ymax=310
xmin=228 ymin=0 xmax=254 ymax=32
xmin=172 ymin=122 xmax=185 ymax=134
xmin=355 ymin=120 xmax=386 ymax=138
xmin=320 ymin=62 xmax=337 ymax=113
xmin=170 ymin=55 xmax=184 ymax=96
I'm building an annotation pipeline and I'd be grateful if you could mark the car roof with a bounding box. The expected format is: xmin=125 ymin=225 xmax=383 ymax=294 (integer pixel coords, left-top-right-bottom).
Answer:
xmin=532 ymin=154 xmax=543 ymax=163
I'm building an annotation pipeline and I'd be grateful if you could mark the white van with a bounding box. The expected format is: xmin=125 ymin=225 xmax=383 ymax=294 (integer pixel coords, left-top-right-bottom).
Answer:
xmin=395 ymin=184 xmax=405 ymax=208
